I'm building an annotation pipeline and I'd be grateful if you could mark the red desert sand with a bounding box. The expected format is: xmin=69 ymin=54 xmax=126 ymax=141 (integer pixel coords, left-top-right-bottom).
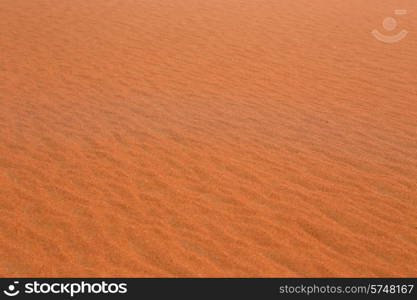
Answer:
xmin=0 ymin=0 xmax=416 ymax=277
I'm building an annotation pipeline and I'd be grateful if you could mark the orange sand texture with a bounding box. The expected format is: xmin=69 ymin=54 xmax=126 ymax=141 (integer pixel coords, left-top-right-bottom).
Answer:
xmin=0 ymin=0 xmax=416 ymax=277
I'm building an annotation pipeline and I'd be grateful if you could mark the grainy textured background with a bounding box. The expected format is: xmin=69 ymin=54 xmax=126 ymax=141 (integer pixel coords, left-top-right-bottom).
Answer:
xmin=0 ymin=0 xmax=416 ymax=276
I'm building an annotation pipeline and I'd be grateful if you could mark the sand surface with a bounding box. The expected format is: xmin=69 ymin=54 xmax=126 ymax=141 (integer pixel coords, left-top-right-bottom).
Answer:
xmin=1 ymin=0 xmax=416 ymax=277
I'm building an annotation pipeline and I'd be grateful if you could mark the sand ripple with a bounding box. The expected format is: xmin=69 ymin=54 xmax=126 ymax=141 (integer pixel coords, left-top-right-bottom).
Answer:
xmin=1 ymin=0 xmax=416 ymax=276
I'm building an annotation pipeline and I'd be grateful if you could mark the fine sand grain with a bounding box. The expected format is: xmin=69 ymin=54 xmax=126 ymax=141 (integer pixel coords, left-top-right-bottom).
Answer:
xmin=0 ymin=0 xmax=416 ymax=277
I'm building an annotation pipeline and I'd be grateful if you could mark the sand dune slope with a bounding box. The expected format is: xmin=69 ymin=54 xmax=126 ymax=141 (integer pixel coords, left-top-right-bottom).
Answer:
xmin=0 ymin=0 xmax=417 ymax=276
